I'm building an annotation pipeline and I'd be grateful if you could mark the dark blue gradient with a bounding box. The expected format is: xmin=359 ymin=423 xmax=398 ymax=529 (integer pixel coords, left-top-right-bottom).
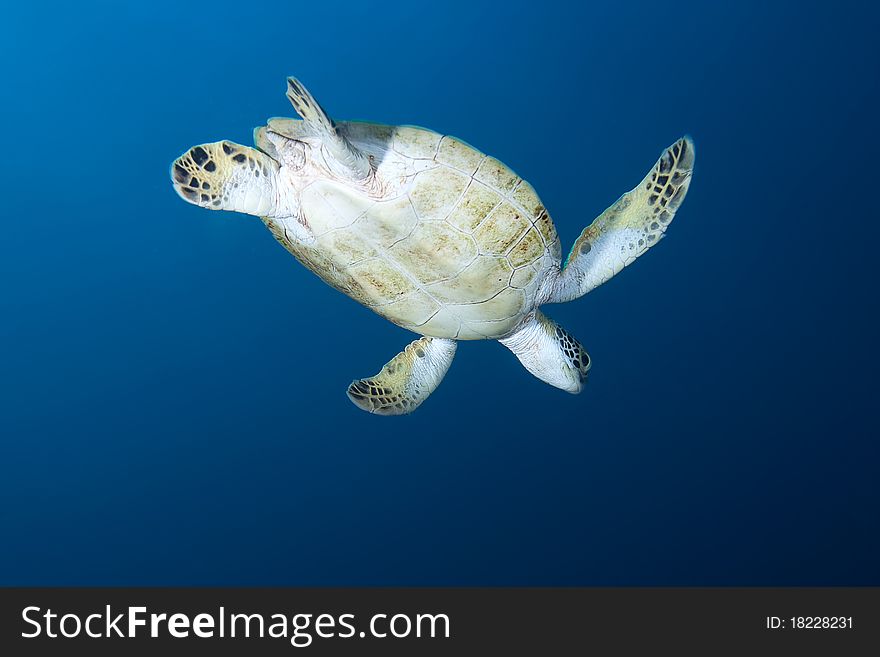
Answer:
xmin=1 ymin=1 xmax=878 ymax=585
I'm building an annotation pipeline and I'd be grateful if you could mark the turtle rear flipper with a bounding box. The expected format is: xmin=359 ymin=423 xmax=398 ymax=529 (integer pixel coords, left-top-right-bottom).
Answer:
xmin=171 ymin=141 xmax=280 ymax=216
xmin=347 ymin=337 xmax=456 ymax=415
xmin=550 ymin=136 xmax=695 ymax=303
xmin=500 ymin=311 xmax=590 ymax=394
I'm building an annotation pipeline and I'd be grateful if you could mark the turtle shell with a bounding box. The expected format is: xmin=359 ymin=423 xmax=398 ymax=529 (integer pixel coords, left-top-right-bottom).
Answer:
xmin=263 ymin=124 xmax=561 ymax=340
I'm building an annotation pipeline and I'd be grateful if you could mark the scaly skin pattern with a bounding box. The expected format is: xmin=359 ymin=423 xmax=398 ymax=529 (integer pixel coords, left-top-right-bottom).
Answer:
xmin=346 ymin=336 xmax=457 ymax=415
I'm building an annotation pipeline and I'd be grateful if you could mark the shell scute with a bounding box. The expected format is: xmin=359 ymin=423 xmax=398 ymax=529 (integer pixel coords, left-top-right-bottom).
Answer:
xmin=510 ymin=265 xmax=538 ymax=289
xmin=428 ymin=255 xmax=512 ymax=304
xmin=376 ymin=292 xmax=440 ymax=327
xmin=446 ymin=182 xmax=501 ymax=233
xmin=323 ymin=227 xmax=379 ymax=265
xmin=409 ymin=167 xmax=469 ymax=222
xmin=302 ymin=181 xmax=373 ymax=234
xmin=347 ymin=258 xmax=415 ymax=306
xmin=508 ymin=227 xmax=544 ymax=267
xmin=512 ymin=180 xmax=545 ymax=219
xmin=451 ymin=287 xmax=524 ymax=323
xmin=535 ymin=208 xmax=561 ymax=259
xmin=436 ymin=136 xmax=484 ymax=174
xmin=392 ymin=126 xmax=442 ymax=159
xmin=418 ymin=308 xmax=460 ymax=336
xmin=389 ymin=222 xmax=478 ymax=285
xmin=365 ymin=195 xmax=419 ymax=248
xmin=472 ymin=203 xmax=531 ymax=255
xmin=474 ymin=156 xmax=519 ymax=194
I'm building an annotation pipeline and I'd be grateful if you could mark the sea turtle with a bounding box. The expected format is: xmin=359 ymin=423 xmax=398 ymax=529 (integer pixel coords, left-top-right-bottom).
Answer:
xmin=171 ymin=77 xmax=694 ymax=415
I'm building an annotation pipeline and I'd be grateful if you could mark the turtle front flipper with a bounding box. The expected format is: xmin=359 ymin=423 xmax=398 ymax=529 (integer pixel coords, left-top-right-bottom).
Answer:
xmin=285 ymin=76 xmax=373 ymax=182
xmin=499 ymin=311 xmax=590 ymax=393
xmin=549 ymin=136 xmax=695 ymax=303
xmin=171 ymin=141 xmax=281 ymax=216
xmin=347 ymin=337 xmax=457 ymax=415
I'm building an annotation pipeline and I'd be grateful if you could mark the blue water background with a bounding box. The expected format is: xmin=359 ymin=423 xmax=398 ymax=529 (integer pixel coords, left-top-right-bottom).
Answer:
xmin=1 ymin=1 xmax=878 ymax=584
